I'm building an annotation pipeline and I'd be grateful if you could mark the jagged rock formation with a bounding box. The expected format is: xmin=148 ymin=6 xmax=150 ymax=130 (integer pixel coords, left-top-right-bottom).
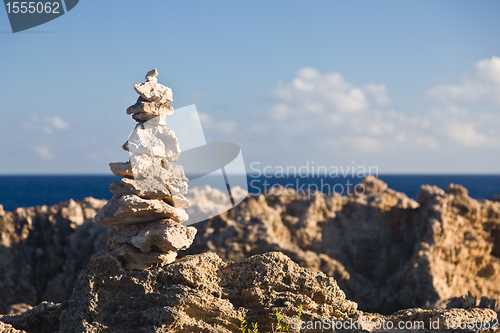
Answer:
xmin=184 ymin=185 xmax=248 ymax=223
xmin=1 ymin=251 xmax=498 ymax=333
xmin=0 ymin=251 xmax=357 ymax=332
xmin=1 ymin=177 xmax=500 ymax=320
xmin=94 ymin=69 xmax=196 ymax=270
xmin=0 ymin=198 xmax=110 ymax=314
xmin=183 ymin=176 xmax=500 ymax=314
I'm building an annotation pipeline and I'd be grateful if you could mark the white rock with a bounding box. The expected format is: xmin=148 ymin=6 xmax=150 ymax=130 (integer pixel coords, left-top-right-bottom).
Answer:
xmin=130 ymin=155 xmax=167 ymax=187
xmin=164 ymin=161 xmax=189 ymax=196
xmin=127 ymin=118 xmax=180 ymax=162
xmin=172 ymin=195 xmax=190 ymax=209
xmin=134 ymin=82 xmax=173 ymax=104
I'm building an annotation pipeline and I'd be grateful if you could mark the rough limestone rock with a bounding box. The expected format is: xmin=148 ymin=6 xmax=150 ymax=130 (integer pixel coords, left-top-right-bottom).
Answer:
xmin=0 ymin=199 xmax=111 ymax=314
xmin=0 ymin=301 xmax=63 ymax=333
xmin=127 ymin=118 xmax=180 ymax=162
xmin=129 ymin=155 xmax=168 ymax=186
xmin=163 ymin=162 xmax=189 ymax=196
xmin=493 ymin=194 xmax=500 ymax=202
xmin=134 ymin=81 xmax=173 ymax=103
xmin=53 ymin=252 xmax=359 ymax=332
xmin=385 ymin=307 xmax=497 ymax=331
xmin=126 ymin=97 xmax=174 ymax=118
xmin=185 ymin=185 xmax=248 ymax=222
xmin=93 ymin=69 xmax=192 ymax=273
xmin=146 ymin=68 xmax=158 ymax=78
xmin=0 ymin=322 xmax=26 ymax=333
xmin=166 ymin=195 xmax=190 ymax=209
xmin=3 ymin=176 xmax=500 ymax=319
xmin=109 ymin=178 xmax=171 ymax=199
xmin=184 ymin=176 xmax=500 ymax=314
xmin=111 ymin=244 xmax=177 ymax=270
xmin=3 ymin=250 xmax=498 ymax=333
xmin=94 ymin=194 xmax=189 ymax=226
xmin=109 ymin=162 xmax=133 ymax=178
xmin=5 ymin=305 xmax=32 ymax=317
xmin=107 ymin=219 xmax=196 ymax=253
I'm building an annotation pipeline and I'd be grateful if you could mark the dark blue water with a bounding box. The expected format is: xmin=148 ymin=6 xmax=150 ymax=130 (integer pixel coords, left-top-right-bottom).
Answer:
xmin=0 ymin=174 xmax=499 ymax=212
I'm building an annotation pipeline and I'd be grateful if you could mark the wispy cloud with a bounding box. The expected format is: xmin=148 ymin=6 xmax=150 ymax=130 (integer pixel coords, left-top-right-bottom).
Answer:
xmin=49 ymin=116 xmax=70 ymax=130
xmin=252 ymin=60 xmax=500 ymax=154
xmin=199 ymin=112 xmax=236 ymax=135
xmin=34 ymin=146 xmax=52 ymax=160
xmin=23 ymin=115 xmax=70 ymax=134
xmin=429 ymin=56 xmax=500 ymax=105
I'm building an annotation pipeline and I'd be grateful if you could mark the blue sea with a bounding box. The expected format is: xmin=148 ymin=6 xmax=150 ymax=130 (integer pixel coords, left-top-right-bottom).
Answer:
xmin=0 ymin=174 xmax=499 ymax=212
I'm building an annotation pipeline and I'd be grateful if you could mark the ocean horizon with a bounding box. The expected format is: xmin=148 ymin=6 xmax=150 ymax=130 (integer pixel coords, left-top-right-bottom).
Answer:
xmin=0 ymin=174 xmax=499 ymax=212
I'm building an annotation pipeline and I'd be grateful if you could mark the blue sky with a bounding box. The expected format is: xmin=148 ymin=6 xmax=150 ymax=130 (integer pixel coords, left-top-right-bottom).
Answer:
xmin=1 ymin=1 xmax=500 ymax=174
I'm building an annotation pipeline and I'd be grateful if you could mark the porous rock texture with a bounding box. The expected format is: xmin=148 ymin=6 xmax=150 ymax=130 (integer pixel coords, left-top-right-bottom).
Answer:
xmin=1 ymin=251 xmax=498 ymax=333
xmin=94 ymin=69 xmax=195 ymax=271
xmin=0 ymin=198 xmax=111 ymax=315
xmin=2 ymin=176 xmax=500 ymax=323
xmin=184 ymin=176 xmax=500 ymax=314
xmin=1 ymin=251 xmax=359 ymax=333
xmin=0 ymin=322 xmax=25 ymax=333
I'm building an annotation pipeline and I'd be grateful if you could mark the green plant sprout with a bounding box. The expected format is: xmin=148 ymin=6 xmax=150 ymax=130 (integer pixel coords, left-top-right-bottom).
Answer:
xmin=240 ymin=305 xmax=303 ymax=333
xmin=239 ymin=317 xmax=259 ymax=333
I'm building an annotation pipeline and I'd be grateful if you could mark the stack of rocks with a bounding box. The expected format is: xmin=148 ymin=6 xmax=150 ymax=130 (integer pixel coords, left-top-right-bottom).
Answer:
xmin=94 ymin=69 xmax=196 ymax=270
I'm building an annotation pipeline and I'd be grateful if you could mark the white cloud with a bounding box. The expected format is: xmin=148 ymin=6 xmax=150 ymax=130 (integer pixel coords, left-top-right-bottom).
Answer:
xmin=199 ymin=112 xmax=236 ymax=135
xmin=23 ymin=115 xmax=70 ymax=134
xmin=271 ymin=67 xmax=372 ymax=119
xmin=253 ymin=64 xmax=500 ymax=156
xmin=34 ymin=146 xmax=52 ymax=160
xmin=363 ymin=84 xmax=392 ymax=107
xmin=50 ymin=116 xmax=70 ymax=130
xmin=429 ymin=56 xmax=500 ymax=105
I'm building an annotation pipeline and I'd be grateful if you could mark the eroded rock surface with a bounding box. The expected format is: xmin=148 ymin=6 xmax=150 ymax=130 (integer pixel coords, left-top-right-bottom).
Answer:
xmin=184 ymin=176 xmax=500 ymax=314
xmin=2 ymin=176 xmax=500 ymax=320
xmin=0 ymin=198 xmax=111 ymax=314
xmin=2 ymin=250 xmax=498 ymax=333
xmin=2 ymin=251 xmax=358 ymax=333
xmin=93 ymin=69 xmax=194 ymax=272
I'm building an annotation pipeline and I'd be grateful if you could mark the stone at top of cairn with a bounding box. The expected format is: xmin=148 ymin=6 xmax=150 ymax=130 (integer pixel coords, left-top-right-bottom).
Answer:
xmin=127 ymin=69 xmax=174 ymax=122
xmin=93 ymin=69 xmax=195 ymax=270
xmin=145 ymin=68 xmax=158 ymax=83
xmin=134 ymin=68 xmax=172 ymax=104
xmin=147 ymin=68 xmax=159 ymax=77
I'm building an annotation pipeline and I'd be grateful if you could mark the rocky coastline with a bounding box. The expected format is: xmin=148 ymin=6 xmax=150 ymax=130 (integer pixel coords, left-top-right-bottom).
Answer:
xmin=0 ymin=176 xmax=499 ymax=332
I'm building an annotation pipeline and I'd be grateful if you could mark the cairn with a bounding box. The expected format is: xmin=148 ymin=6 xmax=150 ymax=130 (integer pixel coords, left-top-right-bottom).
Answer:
xmin=94 ymin=69 xmax=196 ymax=270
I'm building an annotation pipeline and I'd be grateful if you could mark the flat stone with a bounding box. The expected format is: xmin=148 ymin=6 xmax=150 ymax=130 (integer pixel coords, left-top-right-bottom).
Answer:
xmin=108 ymin=219 xmax=196 ymax=253
xmin=126 ymin=97 xmax=174 ymax=117
xmin=93 ymin=194 xmax=189 ymax=227
xmin=134 ymin=82 xmax=173 ymax=104
xmin=128 ymin=117 xmax=180 ymax=162
xmin=112 ymin=244 xmax=176 ymax=270
xmin=146 ymin=68 xmax=158 ymax=78
xmin=109 ymin=178 xmax=171 ymax=199
xmin=132 ymin=112 xmax=160 ymax=122
xmin=165 ymin=194 xmax=190 ymax=209
xmin=164 ymin=162 xmax=189 ymax=196
xmin=130 ymin=155 xmax=167 ymax=185
xmin=109 ymin=162 xmax=133 ymax=178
